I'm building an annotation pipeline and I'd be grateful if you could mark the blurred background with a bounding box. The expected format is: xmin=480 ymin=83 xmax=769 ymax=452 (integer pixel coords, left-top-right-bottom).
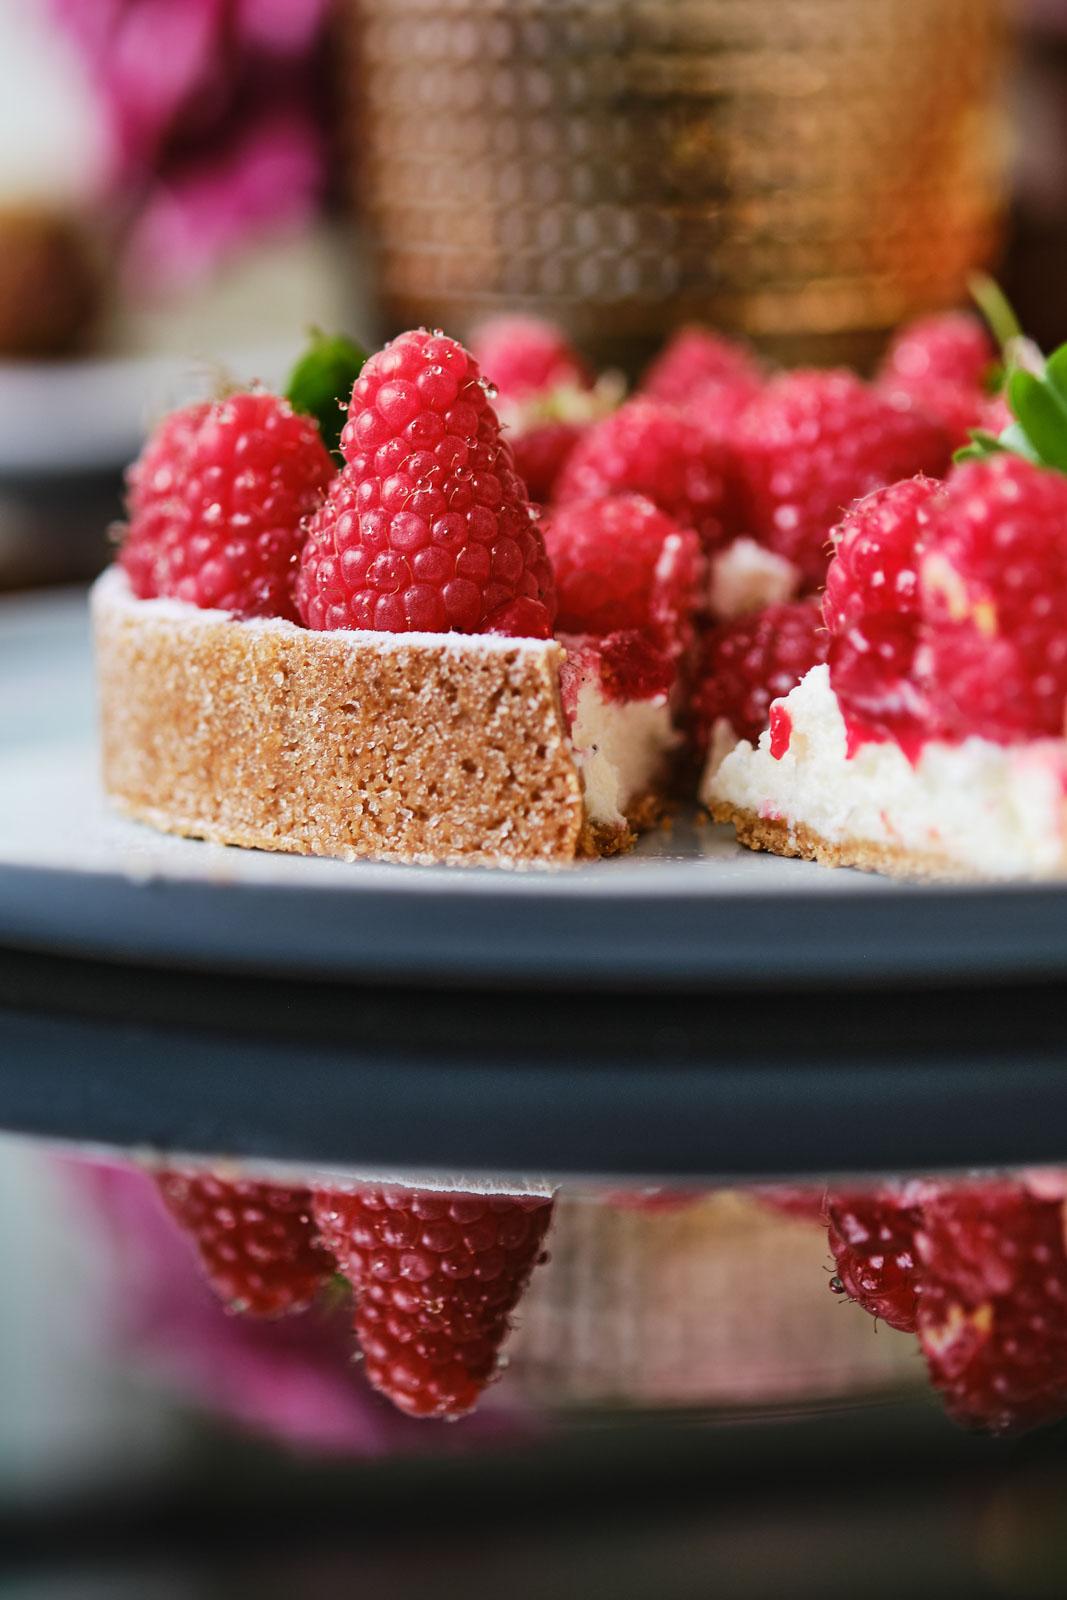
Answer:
xmin=7 ymin=0 xmax=1067 ymax=1593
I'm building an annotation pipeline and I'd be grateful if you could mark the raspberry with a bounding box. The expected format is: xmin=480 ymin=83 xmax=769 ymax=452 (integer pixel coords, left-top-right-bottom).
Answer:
xmin=641 ymin=326 xmax=763 ymax=410
xmin=555 ymin=396 xmax=732 ymax=552
xmin=826 ymin=1186 xmax=927 ymax=1333
xmin=543 ymin=494 xmax=702 ymax=645
xmin=470 ymin=314 xmax=590 ymax=400
xmin=881 ymin=311 xmax=996 ymax=392
xmin=121 ymin=392 xmax=334 ymax=621
xmin=558 ymin=629 xmax=677 ymax=709
xmin=684 ymin=373 xmax=764 ymax=439
xmin=155 ymin=1171 xmax=333 ymax=1318
xmin=751 ymin=1185 xmax=829 ymax=1224
xmin=920 ymin=455 xmax=1067 ymax=741
xmin=509 ymin=421 xmax=586 ymax=504
xmin=915 ymin=1180 xmax=1067 ymax=1433
xmin=313 ymin=1187 xmax=553 ymax=1419
xmin=692 ymin=598 xmax=828 ymax=748
xmin=877 ymin=378 xmax=996 ymax=455
xmin=730 ymin=370 xmax=949 ymax=587
xmin=824 ymin=477 xmax=944 ymax=634
xmin=295 ymin=330 xmax=555 ymax=637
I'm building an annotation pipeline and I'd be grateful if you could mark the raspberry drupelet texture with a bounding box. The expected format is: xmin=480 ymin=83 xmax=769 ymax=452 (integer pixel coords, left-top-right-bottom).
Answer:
xmin=881 ymin=311 xmax=996 ymax=393
xmin=824 ymin=476 xmax=945 ymax=634
xmin=692 ymin=598 xmax=828 ymax=749
xmin=155 ymin=1171 xmax=334 ymax=1319
xmin=295 ymin=330 xmax=556 ymax=637
xmin=730 ymin=370 xmax=950 ymax=587
xmin=641 ymin=327 xmax=763 ymax=411
xmin=543 ymin=493 xmax=702 ymax=644
xmin=313 ymin=1187 xmax=553 ymax=1419
xmin=121 ymin=392 xmax=335 ymax=621
xmin=826 ymin=1186 xmax=927 ymax=1334
xmin=915 ymin=1180 xmax=1067 ymax=1433
xmin=920 ymin=454 xmax=1067 ymax=742
xmin=555 ymin=396 xmax=733 ymax=552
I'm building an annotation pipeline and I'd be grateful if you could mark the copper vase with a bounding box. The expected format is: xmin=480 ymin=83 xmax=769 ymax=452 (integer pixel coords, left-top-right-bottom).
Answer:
xmin=343 ymin=0 xmax=1010 ymax=374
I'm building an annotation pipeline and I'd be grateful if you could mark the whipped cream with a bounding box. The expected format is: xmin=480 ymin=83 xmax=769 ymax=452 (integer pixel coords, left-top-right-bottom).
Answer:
xmin=708 ymin=537 xmax=799 ymax=620
xmin=705 ymin=663 xmax=1067 ymax=878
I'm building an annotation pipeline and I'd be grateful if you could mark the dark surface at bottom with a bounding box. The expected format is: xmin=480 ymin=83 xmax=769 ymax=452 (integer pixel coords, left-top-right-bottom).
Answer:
xmin=1 ymin=1402 xmax=1062 ymax=1600
xmin=4 ymin=945 xmax=1067 ymax=1177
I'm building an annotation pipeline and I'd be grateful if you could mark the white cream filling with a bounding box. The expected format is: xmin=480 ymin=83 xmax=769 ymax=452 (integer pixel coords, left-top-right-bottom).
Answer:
xmin=569 ymin=678 xmax=676 ymax=831
xmin=705 ymin=663 xmax=1067 ymax=877
xmin=708 ymin=537 xmax=799 ymax=620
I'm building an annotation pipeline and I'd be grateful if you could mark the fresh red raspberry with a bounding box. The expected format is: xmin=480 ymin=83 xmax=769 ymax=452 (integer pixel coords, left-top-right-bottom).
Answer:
xmin=826 ymin=1186 xmax=928 ymax=1334
xmin=730 ymin=370 xmax=949 ymax=587
xmin=920 ymin=455 xmax=1067 ymax=742
xmin=470 ymin=314 xmax=590 ymax=400
xmin=915 ymin=1179 xmax=1067 ymax=1433
xmin=877 ymin=378 xmax=996 ymax=455
xmin=509 ymin=422 xmax=586 ymax=504
xmin=641 ymin=326 xmax=763 ymax=410
xmin=824 ymin=476 xmax=944 ymax=634
xmin=469 ymin=317 xmax=594 ymax=502
xmin=684 ymin=373 xmax=764 ymax=439
xmin=543 ymin=494 xmax=702 ymax=645
xmin=121 ymin=392 xmax=334 ymax=621
xmin=295 ymin=329 xmax=555 ymax=637
xmin=313 ymin=1187 xmax=553 ymax=1419
xmin=881 ymin=311 xmax=996 ymax=393
xmin=155 ymin=1171 xmax=334 ymax=1319
xmin=555 ymin=397 xmax=733 ymax=552
xmin=558 ymin=629 xmax=677 ymax=710
xmin=692 ymin=598 xmax=828 ymax=748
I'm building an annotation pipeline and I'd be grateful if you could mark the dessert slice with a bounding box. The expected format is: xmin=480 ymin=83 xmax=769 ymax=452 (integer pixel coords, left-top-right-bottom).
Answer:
xmin=95 ymin=330 xmax=682 ymax=867
xmin=707 ymin=418 xmax=1067 ymax=880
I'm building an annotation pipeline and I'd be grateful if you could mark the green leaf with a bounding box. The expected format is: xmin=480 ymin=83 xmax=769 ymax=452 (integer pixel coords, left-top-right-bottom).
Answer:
xmin=953 ymin=429 xmax=1008 ymax=465
xmin=1008 ymin=368 xmax=1067 ymax=473
xmin=969 ymin=273 xmax=1024 ymax=354
xmin=1044 ymin=341 xmax=1067 ymax=407
xmin=285 ymin=331 xmax=367 ymax=457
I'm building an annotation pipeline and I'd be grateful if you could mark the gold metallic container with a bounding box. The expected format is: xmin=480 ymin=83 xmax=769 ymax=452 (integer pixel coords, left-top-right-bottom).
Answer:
xmin=344 ymin=0 xmax=1009 ymax=374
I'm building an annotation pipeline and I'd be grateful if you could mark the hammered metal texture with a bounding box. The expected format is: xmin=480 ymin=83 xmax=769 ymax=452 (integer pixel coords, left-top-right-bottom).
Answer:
xmin=345 ymin=0 xmax=1009 ymax=373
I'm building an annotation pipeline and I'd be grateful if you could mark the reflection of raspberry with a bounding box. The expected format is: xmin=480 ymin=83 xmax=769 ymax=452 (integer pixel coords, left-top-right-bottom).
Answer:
xmin=916 ymin=1180 xmax=1067 ymax=1433
xmin=642 ymin=327 xmax=762 ymax=409
xmin=313 ymin=1187 xmax=553 ymax=1419
xmin=827 ymin=1187 xmax=926 ymax=1333
xmin=122 ymin=393 xmax=334 ymax=621
xmin=692 ymin=598 xmax=828 ymax=748
xmin=881 ymin=311 xmax=995 ymax=392
xmin=731 ymin=371 xmax=949 ymax=586
xmin=543 ymin=494 xmax=702 ymax=643
xmin=155 ymin=1171 xmax=334 ymax=1318
xmin=921 ymin=455 xmax=1067 ymax=741
xmin=555 ymin=397 xmax=732 ymax=552
xmin=295 ymin=329 xmax=555 ymax=637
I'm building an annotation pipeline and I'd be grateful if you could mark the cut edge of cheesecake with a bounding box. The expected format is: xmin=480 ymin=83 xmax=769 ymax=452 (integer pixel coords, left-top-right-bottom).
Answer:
xmin=704 ymin=663 xmax=1067 ymax=882
xmin=92 ymin=567 xmax=675 ymax=868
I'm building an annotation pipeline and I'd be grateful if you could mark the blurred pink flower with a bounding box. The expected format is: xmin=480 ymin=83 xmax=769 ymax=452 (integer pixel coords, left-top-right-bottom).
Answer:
xmin=69 ymin=1159 xmax=526 ymax=1456
xmin=48 ymin=0 xmax=332 ymax=286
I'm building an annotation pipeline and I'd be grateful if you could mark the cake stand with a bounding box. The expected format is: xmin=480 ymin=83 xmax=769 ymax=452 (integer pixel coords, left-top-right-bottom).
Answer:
xmin=3 ymin=584 xmax=1067 ymax=1185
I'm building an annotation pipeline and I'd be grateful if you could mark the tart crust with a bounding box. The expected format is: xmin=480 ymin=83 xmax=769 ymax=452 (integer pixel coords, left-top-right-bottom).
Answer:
xmin=711 ymin=802 xmax=980 ymax=882
xmin=93 ymin=570 xmax=663 ymax=867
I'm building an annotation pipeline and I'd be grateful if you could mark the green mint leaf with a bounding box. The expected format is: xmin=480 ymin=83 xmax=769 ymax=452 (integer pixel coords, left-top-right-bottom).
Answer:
xmin=969 ymin=273 xmax=1024 ymax=354
xmin=998 ymin=421 xmax=1042 ymax=465
xmin=1043 ymin=342 xmax=1067 ymax=407
xmin=1008 ymin=368 xmax=1067 ymax=473
xmin=953 ymin=429 xmax=1008 ymax=465
xmin=286 ymin=331 xmax=367 ymax=457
